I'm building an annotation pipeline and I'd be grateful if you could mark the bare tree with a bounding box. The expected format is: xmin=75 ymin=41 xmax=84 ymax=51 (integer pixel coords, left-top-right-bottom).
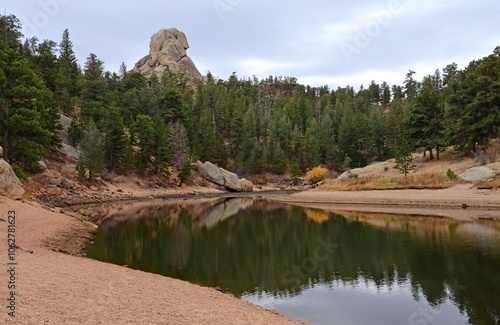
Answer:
xmin=169 ymin=121 xmax=190 ymax=170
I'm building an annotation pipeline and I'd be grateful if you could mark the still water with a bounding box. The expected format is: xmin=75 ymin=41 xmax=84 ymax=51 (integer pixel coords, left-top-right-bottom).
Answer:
xmin=84 ymin=197 xmax=500 ymax=325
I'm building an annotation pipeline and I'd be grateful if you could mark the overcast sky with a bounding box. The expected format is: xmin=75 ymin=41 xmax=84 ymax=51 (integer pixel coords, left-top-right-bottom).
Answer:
xmin=2 ymin=0 xmax=499 ymax=89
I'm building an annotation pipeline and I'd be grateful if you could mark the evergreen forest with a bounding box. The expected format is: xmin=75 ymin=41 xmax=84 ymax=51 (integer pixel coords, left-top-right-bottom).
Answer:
xmin=1 ymin=15 xmax=499 ymax=179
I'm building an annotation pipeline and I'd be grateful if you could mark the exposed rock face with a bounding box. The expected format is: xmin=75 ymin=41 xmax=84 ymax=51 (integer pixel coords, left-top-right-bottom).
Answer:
xmin=201 ymin=162 xmax=254 ymax=192
xmin=201 ymin=162 xmax=225 ymax=186
xmin=460 ymin=166 xmax=496 ymax=182
xmin=133 ymin=28 xmax=203 ymax=82
xmin=0 ymin=146 xmax=25 ymax=199
xmin=58 ymin=114 xmax=80 ymax=159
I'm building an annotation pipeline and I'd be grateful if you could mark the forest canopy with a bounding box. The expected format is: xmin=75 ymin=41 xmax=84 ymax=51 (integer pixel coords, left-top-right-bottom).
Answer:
xmin=1 ymin=14 xmax=499 ymax=178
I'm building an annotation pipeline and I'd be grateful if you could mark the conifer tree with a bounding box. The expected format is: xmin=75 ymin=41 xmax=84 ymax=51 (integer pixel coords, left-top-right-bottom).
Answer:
xmin=394 ymin=138 xmax=416 ymax=177
xmin=0 ymin=40 xmax=61 ymax=171
xmin=132 ymin=114 xmax=154 ymax=172
xmin=78 ymin=119 xmax=105 ymax=180
xmin=103 ymin=108 xmax=128 ymax=172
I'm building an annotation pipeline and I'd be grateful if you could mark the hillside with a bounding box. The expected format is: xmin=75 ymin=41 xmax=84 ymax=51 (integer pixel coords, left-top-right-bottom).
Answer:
xmin=321 ymin=141 xmax=500 ymax=191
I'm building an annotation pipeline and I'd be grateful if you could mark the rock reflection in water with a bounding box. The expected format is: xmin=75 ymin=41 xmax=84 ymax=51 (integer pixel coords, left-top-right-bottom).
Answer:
xmin=85 ymin=199 xmax=500 ymax=325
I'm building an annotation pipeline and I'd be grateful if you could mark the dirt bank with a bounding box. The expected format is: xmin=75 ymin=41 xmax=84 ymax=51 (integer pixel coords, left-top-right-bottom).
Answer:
xmin=273 ymin=184 xmax=500 ymax=221
xmin=0 ymin=196 xmax=301 ymax=324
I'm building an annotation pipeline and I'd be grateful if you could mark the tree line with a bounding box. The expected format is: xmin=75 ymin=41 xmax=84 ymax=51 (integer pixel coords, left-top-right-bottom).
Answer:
xmin=1 ymin=14 xmax=499 ymax=180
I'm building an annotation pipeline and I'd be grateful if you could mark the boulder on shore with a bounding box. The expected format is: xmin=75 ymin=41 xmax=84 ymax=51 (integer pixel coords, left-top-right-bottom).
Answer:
xmin=0 ymin=146 xmax=25 ymax=199
xmin=201 ymin=162 xmax=254 ymax=192
xmin=460 ymin=166 xmax=496 ymax=182
xmin=201 ymin=162 xmax=225 ymax=186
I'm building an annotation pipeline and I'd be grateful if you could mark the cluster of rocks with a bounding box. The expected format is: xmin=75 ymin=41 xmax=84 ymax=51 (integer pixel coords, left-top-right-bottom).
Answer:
xmin=0 ymin=146 xmax=25 ymax=199
xmin=133 ymin=28 xmax=203 ymax=82
xmin=201 ymin=162 xmax=254 ymax=192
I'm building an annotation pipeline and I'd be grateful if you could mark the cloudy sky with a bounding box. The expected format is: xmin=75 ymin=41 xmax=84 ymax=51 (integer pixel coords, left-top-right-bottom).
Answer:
xmin=3 ymin=0 xmax=499 ymax=89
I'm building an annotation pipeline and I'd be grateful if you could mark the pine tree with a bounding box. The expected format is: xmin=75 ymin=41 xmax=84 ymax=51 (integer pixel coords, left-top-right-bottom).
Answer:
xmin=103 ymin=108 xmax=128 ymax=172
xmin=271 ymin=144 xmax=287 ymax=174
xmin=0 ymin=14 xmax=23 ymax=50
xmin=0 ymin=42 xmax=61 ymax=171
xmin=79 ymin=119 xmax=105 ymax=180
xmin=394 ymin=138 xmax=416 ymax=176
xmin=446 ymin=51 xmax=500 ymax=151
xmin=152 ymin=117 xmax=171 ymax=174
xmin=179 ymin=159 xmax=192 ymax=184
xmin=56 ymin=29 xmax=81 ymax=115
xmin=131 ymin=114 xmax=154 ymax=172
xmin=406 ymin=72 xmax=445 ymax=160
xmin=80 ymin=53 xmax=108 ymax=124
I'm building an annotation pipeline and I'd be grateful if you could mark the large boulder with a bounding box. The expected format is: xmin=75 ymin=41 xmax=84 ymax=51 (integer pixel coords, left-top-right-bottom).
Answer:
xmin=0 ymin=146 xmax=25 ymax=199
xmin=220 ymin=168 xmax=242 ymax=192
xmin=201 ymin=162 xmax=254 ymax=192
xmin=240 ymin=178 xmax=254 ymax=192
xmin=460 ymin=166 xmax=496 ymax=182
xmin=201 ymin=162 xmax=225 ymax=186
xmin=133 ymin=28 xmax=203 ymax=84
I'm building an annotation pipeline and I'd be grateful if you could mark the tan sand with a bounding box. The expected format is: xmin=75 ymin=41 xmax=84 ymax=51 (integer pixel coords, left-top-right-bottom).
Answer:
xmin=273 ymin=184 xmax=500 ymax=221
xmin=0 ymin=197 xmax=302 ymax=325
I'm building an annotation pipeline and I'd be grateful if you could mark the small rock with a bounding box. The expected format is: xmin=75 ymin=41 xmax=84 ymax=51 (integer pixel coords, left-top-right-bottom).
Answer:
xmin=214 ymin=286 xmax=225 ymax=293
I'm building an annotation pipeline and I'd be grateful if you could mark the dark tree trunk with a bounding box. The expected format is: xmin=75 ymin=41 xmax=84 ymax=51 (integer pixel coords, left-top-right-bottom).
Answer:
xmin=436 ymin=145 xmax=440 ymax=161
xmin=429 ymin=148 xmax=434 ymax=160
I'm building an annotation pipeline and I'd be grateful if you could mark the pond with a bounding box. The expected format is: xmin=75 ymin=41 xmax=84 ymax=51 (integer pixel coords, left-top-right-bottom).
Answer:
xmin=83 ymin=197 xmax=500 ymax=325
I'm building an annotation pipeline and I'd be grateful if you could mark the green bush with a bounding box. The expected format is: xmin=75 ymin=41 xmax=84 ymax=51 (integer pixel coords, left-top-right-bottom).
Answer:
xmin=446 ymin=168 xmax=457 ymax=179
xmin=349 ymin=173 xmax=359 ymax=179
xmin=12 ymin=165 xmax=29 ymax=180
xmin=179 ymin=160 xmax=192 ymax=183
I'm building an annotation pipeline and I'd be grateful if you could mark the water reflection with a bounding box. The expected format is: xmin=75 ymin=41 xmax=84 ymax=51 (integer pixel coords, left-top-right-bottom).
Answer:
xmin=84 ymin=198 xmax=500 ymax=325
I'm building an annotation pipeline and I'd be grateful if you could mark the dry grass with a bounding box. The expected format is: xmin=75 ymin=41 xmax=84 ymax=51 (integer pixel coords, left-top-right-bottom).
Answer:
xmin=476 ymin=178 xmax=500 ymax=189
xmin=321 ymin=173 xmax=457 ymax=191
xmin=321 ymin=142 xmax=500 ymax=191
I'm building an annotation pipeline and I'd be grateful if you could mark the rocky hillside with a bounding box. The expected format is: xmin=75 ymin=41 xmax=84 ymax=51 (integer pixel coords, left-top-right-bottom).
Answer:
xmin=133 ymin=28 xmax=203 ymax=83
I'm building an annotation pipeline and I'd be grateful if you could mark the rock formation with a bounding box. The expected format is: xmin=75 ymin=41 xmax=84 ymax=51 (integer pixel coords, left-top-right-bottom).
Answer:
xmin=201 ymin=162 xmax=253 ymax=192
xmin=460 ymin=166 xmax=496 ymax=182
xmin=0 ymin=146 xmax=25 ymax=199
xmin=58 ymin=114 xmax=80 ymax=159
xmin=133 ymin=28 xmax=203 ymax=82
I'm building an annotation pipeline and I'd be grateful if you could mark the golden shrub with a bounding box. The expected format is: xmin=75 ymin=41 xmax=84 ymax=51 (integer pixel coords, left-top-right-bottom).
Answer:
xmin=305 ymin=166 xmax=328 ymax=183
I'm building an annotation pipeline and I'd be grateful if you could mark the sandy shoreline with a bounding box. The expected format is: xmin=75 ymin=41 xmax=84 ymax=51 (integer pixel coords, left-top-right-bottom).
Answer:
xmin=1 ymin=184 xmax=499 ymax=324
xmin=0 ymin=196 xmax=302 ymax=324
xmin=273 ymin=184 xmax=500 ymax=221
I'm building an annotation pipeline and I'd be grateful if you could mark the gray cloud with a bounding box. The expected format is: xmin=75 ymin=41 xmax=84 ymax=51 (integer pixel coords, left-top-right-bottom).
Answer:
xmin=3 ymin=0 xmax=499 ymax=89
